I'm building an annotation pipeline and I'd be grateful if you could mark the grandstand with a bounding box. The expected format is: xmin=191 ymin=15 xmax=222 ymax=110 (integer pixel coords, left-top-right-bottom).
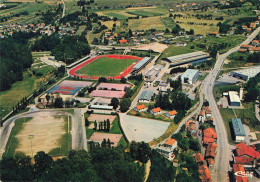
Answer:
xmin=131 ymin=57 xmax=151 ymax=74
xmin=163 ymin=51 xmax=210 ymax=67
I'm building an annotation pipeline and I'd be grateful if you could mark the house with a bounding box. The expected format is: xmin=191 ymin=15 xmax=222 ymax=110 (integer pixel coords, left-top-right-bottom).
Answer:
xmin=203 ymin=128 xmax=217 ymax=145
xmin=252 ymin=40 xmax=259 ymax=46
xmin=242 ymin=25 xmax=247 ymax=30
xmin=156 ymin=138 xmax=177 ymax=158
xmin=199 ymin=165 xmax=212 ymax=182
xmin=150 ymin=107 xmax=161 ymax=115
xmin=235 ymin=143 xmax=260 ymax=159
xmin=134 ymin=104 xmax=146 ymax=112
xmin=138 ymin=90 xmax=153 ymax=103
xmin=176 ymin=42 xmax=187 ymax=47
xmin=203 ymin=106 xmax=212 ymax=118
xmin=195 ymin=153 xmax=204 ymax=165
xmin=196 ymin=34 xmax=203 ymax=39
xmin=119 ymin=39 xmax=127 ymax=44
xmin=234 ymin=157 xmax=256 ymax=171
xmin=153 ymin=31 xmax=164 ymax=36
xmin=131 ymin=39 xmax=139 ymax=44
xmin=165 ymin=110 xmax=178 ymax=119
xmin=238 ymin=48 xmax=247 ymax=53
xmin=105 ymin=31 xmax=111 ymax=37
xmin=233 ymin=164 xmax=248 ymax=182
xmin=249 ymin=47 xmax=260 ymax=52
xmin=240 ymin=45 xmax=252 ymax=50
xmin=185 ymin=120 xmax=196 ymax=134
xmin=198 ymin=110 xmax=206 ymax=123
xmin=250 ymin=23 xmax=256 ymax=29
xmin=205 ymin=143 xmax=217 ymax=167
xmin=246 ymin=28 xmax=252 ymax=33
xmin=209 ymin=31 xmax=219 ymax=37
xmin=231 ymin=118 xmax=246 ymax=142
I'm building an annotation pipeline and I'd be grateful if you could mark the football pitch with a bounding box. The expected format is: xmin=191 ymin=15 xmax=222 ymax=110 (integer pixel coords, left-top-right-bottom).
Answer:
xmin=75 ymin=57 xmax=137 ymax=77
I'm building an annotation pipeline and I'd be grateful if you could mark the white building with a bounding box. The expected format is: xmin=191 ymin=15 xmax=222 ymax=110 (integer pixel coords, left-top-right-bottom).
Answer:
xmin=181 ymin=69 xmax=199 ymax=84
xmin=228 ymin=91 xmax=241 ymax=107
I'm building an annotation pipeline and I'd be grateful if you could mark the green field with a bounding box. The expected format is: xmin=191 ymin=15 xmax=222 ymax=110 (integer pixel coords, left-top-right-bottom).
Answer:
xmin=76 ymin=57 xmax=138 ymax=77
xmin=160 ymin=45 xmax=195 ymax=59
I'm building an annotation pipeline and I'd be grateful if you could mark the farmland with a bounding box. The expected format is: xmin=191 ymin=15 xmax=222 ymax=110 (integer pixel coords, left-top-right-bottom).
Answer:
xmin=160 ymin=45 xmax=195 ymax=59
xmin=75 ymin=56 xmax=137 ymax=77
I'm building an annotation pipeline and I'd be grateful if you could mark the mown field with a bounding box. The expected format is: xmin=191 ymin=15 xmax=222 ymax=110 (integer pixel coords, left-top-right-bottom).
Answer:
xmin=160 ymin=45 xmax=195 ymax=59
xmin=76 ymin=57 xmax=137 ymax=77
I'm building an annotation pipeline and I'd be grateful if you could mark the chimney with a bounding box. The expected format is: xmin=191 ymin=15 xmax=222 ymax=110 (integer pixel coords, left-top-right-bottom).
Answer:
xmin=240 ymin=88 xmax=243 ymax=101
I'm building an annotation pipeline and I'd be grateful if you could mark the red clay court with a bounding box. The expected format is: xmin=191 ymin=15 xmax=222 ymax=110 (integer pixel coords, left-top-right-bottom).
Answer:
xmin=69 ymin=55 xmax=142 ymax=80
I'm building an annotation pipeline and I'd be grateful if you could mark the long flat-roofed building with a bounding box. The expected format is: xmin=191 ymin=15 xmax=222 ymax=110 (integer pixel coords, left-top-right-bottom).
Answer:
xmin=228 ymin=91 xmax=241 ymax=106
xmin=230 ymin=66 xmax=260 ymax=81
xmin=231 ymin=118 xmax=246 ymax=142
xmin=132 ymin=57 xmax=151 ymax=74
xmin=164 ymin=51 xmax=210 ymax=67
xmin=138 ymin=90 xmax=153 ymax=102
xmin=181 ymin=69 xmax=199 ymax=84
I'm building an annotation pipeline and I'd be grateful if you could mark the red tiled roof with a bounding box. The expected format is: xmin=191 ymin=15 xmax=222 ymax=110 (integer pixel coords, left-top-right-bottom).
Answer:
xmin=206 ymin=143 xmax=218 ymax=158
xmin=152 ymin=107 xmax=161 ymax=113
xmin=233 ymin=164 xmax=248 ymax=182
xmin=204 ymin=128 xmax=217 ymax=139
xmin=136 ymin=104 xmax=146 ymax=110
xmin=249 ymin=47 xmax=260 ymax=51
xmin=119 ymin=39 xmax=127 ymax=43
xmin=200 ymin=110 xmax=205 ymax=116
xmin=241 ymin=44 xmax=252 ymax=48
xmin=203 ymin=137 xmax=215 ymax=145
xmin=207 ymin=158 xmax=215 ymax=166
xmin=250 ymin=23 xmax=256 ymax=28
xmin=195 ymin=153 xmax=204 ymax=163
xmin=235 ymin=157 xmax=254 ymax=165
xmin=238 ymin=49 xmax=247 ymax=52
xmin=236 ymin=143 xmax=260 ymax=159
xmin=168 ymin=110 xmax=177 ymax=116
xmin=199 ymin=165 xmax=212 ymax=182
xmin=165 ymin=138 xmax=176 ymax=146
xmin=252 ymin=40 xmax=259 ymax=43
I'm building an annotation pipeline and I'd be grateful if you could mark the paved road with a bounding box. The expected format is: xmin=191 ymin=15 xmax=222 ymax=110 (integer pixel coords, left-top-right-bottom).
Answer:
xmin=72 ymin=108 xmax=87 ymax=151
xmin=61 ymin=0 xmax=66 ymax=18
xmin=203 ymin=27 xmax=260 ymax=182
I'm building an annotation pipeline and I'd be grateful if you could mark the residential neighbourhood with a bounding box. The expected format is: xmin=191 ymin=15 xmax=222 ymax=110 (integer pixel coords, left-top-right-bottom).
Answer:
xmin=0 ymin=0 xmax=260 ymax=181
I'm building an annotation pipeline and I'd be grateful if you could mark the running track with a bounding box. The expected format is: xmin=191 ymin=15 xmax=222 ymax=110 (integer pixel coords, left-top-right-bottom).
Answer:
xmin=69 ymin=55 xmax=142 ymax=80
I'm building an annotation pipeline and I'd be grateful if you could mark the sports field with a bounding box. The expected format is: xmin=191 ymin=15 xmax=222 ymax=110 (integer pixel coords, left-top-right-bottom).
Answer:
xmin=76 ymin=57 xmax=136 ymax=77
xmin=70 ymin=55 xmax=142 ymax=79
xmin=4 ymin=115 xmax=71 ymax=157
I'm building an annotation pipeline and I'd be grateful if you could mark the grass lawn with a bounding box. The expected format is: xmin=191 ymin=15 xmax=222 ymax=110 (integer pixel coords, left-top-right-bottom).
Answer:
xmin=3 ymin=117 xmax=32 ymax=158
xmin=127 ymin=9 xmax=165 ymax=17
xmin=76 ymin=25 xmax=86 ymax=35
xmin=76 ymin=57 xmax=137 ymax=77
xmin=48 ymin=115 xmax=72 ymax=156
xmin=197 ymin=72 xmax=209 ymax=81
xmin=160 ymin=45 xmax=195 ymax=59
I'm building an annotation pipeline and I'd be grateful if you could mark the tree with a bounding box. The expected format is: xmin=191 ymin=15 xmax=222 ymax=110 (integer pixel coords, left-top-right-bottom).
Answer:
xmin=98 ymin=77 xmax=107 ymax=83
xmin=110 ymin=97 xmax=119 ymax=110
xmin=120 ymin=77 xmax=127 ymax=83
xmin=119 ymin=98 xmax=131 ymax=112
xmin=54 ymin=97 xmax=63 ymax=108
xmin=34 ymin=151 xmax=53 ymax=176
xmin=101 ymin=139 xmax=106 ymax=148
xmin=46 ymin=94 xmax=50 ymax=105
xmin=107 ymin=138 xmax=111 ymax=148
xmin=189 ymin=28 xmax=194 ymax=35
xmin=94 ymin=120 xmax=97 ymax=130
xmin=107 ymin=119 xmax=110 ymax=132
xmin=85 ymin=118 xmax=90 ymax=126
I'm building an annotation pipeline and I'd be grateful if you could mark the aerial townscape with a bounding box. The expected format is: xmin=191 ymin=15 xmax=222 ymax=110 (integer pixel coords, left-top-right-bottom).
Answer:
xmin=0 ymin=0 xmax=260 ymax=181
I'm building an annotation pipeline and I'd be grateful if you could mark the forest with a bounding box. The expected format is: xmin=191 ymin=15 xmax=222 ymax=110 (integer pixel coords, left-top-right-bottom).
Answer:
xmin=32 ymin=34 xmax=91 ymax=64
xmin=0 ymin=37 xmax=33 ymax=91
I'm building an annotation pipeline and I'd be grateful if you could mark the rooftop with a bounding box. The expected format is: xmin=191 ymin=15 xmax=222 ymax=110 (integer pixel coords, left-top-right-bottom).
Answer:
xmin=206 ymin=143 xmax=218 ymax=158
xmin=236 ymin=143 xmax=260 ymax=159
xmin=233 ymin=164 xmax=248 ymax=182
xmin=165 ymin=138 xmax=176 ymax=146
xmin=228 ymin=91 xmax=241 ymax=103
xmin=139 ymin=90 xmax=153 ymax=101
xmin=136 ymin=104 xmax=146 ymax=110
xmin=234 ymin=157 xmax=254 ymax=165
xmin=152 ymin=107 xmax=161 ymax=113
xmin=231 ymin=66 xmax=260 ymax=79
xmin=168 ymin=110 xmax=178 ymax=116
xmin=181 ymin=69 xmax=199 ymax=79
xmin=204 ymin=128 xmax=217 ymax=139
xmin=133 ymin=57 xmax=151 ymax=70
xmin=195 ymin=153 xmax=204 ymax=163
xmin=232 ymin=118 xmax=246 ymax=137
